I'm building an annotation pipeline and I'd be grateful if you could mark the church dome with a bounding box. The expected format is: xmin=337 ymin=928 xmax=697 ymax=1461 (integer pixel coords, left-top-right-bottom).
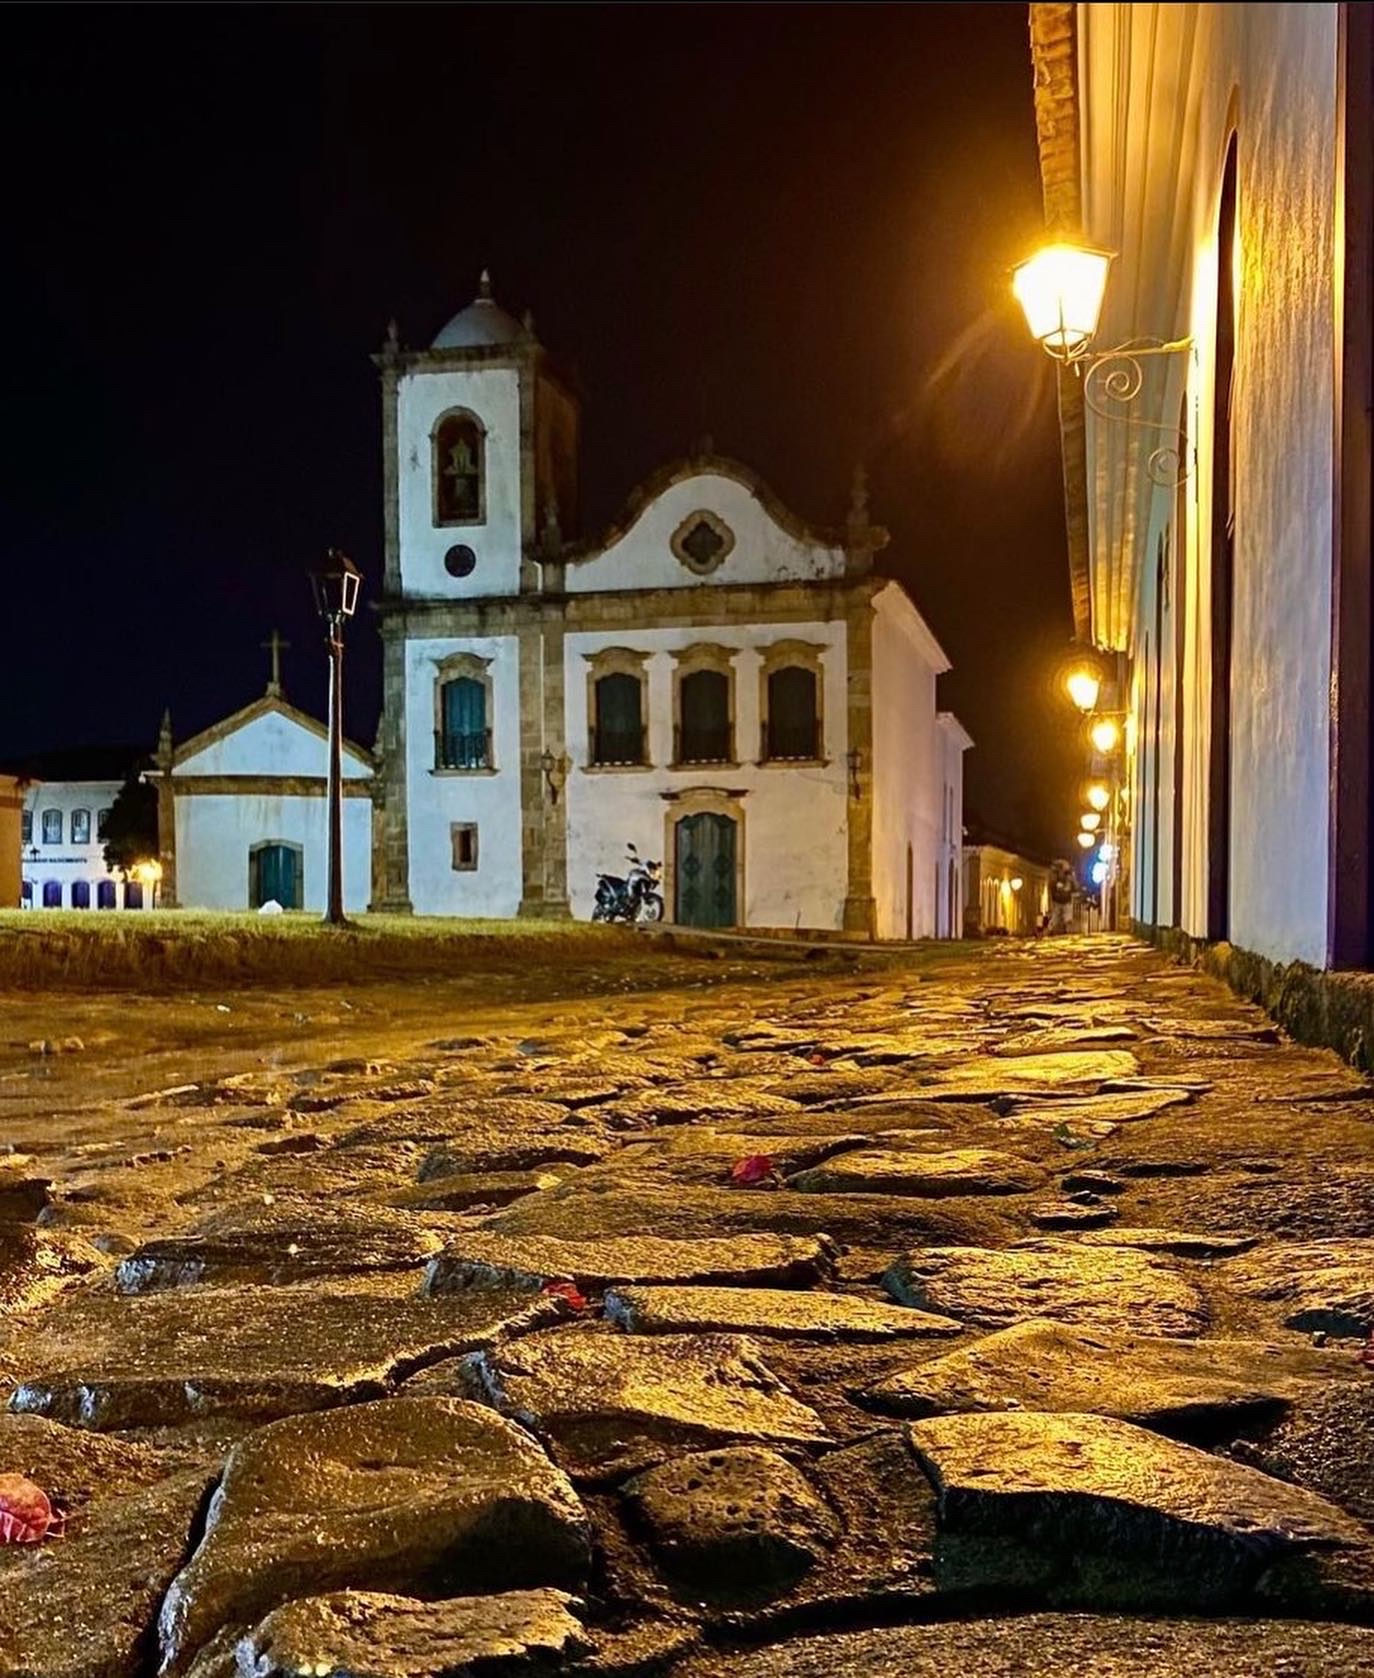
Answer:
xmin=432 ymin=271 xmax=525 ymax=349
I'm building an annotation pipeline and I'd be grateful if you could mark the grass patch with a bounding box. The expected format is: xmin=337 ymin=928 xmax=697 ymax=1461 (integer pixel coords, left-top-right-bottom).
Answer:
xmin=0 ymin=910 xmax=647 ymax=992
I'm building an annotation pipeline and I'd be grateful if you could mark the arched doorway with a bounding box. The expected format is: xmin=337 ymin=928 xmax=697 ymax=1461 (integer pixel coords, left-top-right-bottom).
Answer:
xmin=250 ymin=842 xmax=302 ymax=910
xmin=675 ymin=811 xmax=738 ymax=927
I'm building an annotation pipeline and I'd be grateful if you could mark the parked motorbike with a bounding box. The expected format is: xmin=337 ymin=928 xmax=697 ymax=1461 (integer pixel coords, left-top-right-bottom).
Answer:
xmin=592 ymin=843 xmax=664 ymax=923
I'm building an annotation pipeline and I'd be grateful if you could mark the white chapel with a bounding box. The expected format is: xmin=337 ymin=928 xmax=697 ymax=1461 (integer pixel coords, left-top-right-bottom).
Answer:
xmin=369 ymin=275 xmax=970 ymax=935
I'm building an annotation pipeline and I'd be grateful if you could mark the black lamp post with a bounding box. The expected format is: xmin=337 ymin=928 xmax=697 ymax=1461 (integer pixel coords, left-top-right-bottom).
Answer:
xmin=309 ymin=548 xmax=362 ymax=926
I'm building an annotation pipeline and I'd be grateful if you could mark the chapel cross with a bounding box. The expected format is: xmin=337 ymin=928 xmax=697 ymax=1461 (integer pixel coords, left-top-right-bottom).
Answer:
xmin=262 ymin=629 xmax=290 ymax=698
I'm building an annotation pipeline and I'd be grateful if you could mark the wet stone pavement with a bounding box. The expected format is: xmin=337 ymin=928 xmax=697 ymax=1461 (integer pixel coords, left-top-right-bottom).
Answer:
xmin=6 ymin=934 xmax=1374 ymax=1675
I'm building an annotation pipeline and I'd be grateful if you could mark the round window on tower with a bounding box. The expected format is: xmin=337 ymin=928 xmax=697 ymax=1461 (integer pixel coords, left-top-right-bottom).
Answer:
xmin=444 ymin=544 xmax=477 ymax=579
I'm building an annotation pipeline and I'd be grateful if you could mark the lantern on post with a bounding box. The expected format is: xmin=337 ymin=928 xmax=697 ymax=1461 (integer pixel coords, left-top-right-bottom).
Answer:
xmin=308 ymin=548 xmax=362 ymax=926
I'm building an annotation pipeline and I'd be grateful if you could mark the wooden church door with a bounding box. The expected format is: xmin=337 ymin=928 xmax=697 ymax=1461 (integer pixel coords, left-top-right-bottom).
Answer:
xmin=675 ymin=812 xmax=737 ymax=927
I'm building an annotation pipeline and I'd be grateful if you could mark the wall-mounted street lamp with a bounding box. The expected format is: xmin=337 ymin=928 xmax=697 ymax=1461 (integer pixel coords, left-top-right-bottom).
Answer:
xmin=1065 ymin=668 xmax=1101 ymax=713
xmin=1085 ymin=782 xmax=1111 ymax=812
xmin=1076 ymin=831 xmax=1096 ymax=851
xmin=846 ymin=747 xmax=863 ymax=801
xmin=540 ymin=748 xmax=566 ymax=805
xmin=1079 ymin=812 xmax=1102 ymax=833
xmin=309 ymin=548 xmax=362 ymax=927
xmin=1014 ymin=242 xmax=1193 ymax=486
xmin=1089 ymin=717 xmax=1122 ymax=755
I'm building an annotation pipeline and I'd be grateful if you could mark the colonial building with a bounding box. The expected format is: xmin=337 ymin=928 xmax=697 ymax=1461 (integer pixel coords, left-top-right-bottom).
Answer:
xmin=151 ymin=658 xmax=374 ymax=913
xmin=0 ymin=777 xmax=22 ymax=909
xmin=1028 ymin=3 xmax=1372 ymax=969
xmin=370 ymin=277 xmax=969 ymax=934
xmin=963 ymin=831 xmax=1053 ymax=937
xmin=8 ymin=748 xmax=152 ymax=910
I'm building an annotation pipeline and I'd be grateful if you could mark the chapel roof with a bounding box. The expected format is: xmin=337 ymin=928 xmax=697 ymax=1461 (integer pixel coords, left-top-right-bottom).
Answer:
xmin=432 ymin=271 xmax=526 ymax=350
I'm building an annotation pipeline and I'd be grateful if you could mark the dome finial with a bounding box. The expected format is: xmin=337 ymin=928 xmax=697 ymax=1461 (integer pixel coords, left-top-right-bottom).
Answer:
xmin=478 ymin=268 xmax=493 ymax=300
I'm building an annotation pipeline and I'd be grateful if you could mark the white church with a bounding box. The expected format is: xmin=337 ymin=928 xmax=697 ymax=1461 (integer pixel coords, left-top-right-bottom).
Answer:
xmin=156 ymin=277 xmax=970 ymax=935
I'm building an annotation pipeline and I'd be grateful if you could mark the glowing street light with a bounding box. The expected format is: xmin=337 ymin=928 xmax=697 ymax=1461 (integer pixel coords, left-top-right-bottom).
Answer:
xmin=1099 ymin=841 xmax=1116 ymax=862
xmin=1076 ymin=831 xmax=1096 ymax=850
xmin=1010 ymin=876 xmax=1024 ymax=892
xmin=1013 ymin=243 xmax=1114 ymax=363
xmin=1079 ymin=812 xmax=1101 ymax=833
xmin=1065 ymin=669 xmax=1101 ymax=712
xmin=1090 ymin=717 xmax=1122 ymax=754
xmin=1086 ymin=782 xmax=1111 ymax=812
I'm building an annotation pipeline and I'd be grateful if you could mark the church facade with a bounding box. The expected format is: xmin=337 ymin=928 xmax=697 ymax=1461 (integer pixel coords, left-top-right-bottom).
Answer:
xmin=369 ymin=279 xmax=969 ymax=935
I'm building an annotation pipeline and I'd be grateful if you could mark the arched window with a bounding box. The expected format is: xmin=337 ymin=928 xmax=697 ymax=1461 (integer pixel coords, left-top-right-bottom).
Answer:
xmin=97 ymin=880 xmax=117 ymax=910
xmin=42 ymin=881 xmax=62 ymax=908
xmin=438 ymin=676 xmax=490 ymax=770
xmin=765 ymin=667 xmax=820 ymax=761
xmin=678 ymin=669 xmax=732 ymax=765
xmin=433 ymin=411 xmax=485 ymax=526
xmin=41 ymin=809 xmax=62 ymax=845
xmin=71 ymin=880 xmax=90 ymax=909
xmin=97 ymin=807 xmax=112 ymax=840
xmin=71 ymin=809 xmax=91 ymax=845
xmin=593 ymin=673 xmax=645 ymax=766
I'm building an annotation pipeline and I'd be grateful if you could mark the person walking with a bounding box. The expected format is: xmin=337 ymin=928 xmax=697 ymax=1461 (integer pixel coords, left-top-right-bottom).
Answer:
xmin=1048 ymin=859 xmax=1076 ymax=934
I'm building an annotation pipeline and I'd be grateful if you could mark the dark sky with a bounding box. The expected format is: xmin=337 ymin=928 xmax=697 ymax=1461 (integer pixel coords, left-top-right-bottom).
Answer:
xmin=2 ymin=2 xmax=1079 ymax=856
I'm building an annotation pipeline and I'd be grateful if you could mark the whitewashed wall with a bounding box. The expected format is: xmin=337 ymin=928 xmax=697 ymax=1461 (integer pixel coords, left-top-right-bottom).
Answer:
xmin=565 ymin=470 xmax=848 ymax=593
xmin=20 ymin=780 xmax=145 ymax=909
xmin=397 ymin=366 xmax=523 ymax=599
xmin=176 ymin=712 xmax=373 ymax=781
xmin=175 ymin=793 xmax=371 ymax=913
xmin=869 ymin=585 xmax=951 ymax=940
xmin=1081 ymin=2 xmax=1340 ymax=964
xmin=562 ymin=620 xmax=850 ymax=927
xmin=403 ymin=633 xmax=523 ymax=916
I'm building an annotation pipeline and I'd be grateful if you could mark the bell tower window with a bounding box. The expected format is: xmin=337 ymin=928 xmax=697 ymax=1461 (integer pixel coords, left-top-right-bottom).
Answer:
xmin=433 ymin=410 xmax=486 ymax=526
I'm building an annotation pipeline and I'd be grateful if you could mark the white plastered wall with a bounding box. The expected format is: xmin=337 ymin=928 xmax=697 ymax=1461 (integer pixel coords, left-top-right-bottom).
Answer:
xmin=562 ymin=620 xmax=850 ymax=928
xmin=1079 ymin=2 xmax=1339 ymax=964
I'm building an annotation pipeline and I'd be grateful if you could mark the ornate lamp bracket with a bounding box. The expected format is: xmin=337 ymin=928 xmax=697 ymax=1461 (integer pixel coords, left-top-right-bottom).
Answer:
xmin=1074 ymin=337 xmax=1196 ymax=488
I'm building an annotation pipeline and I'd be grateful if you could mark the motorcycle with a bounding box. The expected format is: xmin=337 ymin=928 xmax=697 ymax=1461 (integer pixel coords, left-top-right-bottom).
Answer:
xmin=592 ymin=843 xmax=664 ymax=923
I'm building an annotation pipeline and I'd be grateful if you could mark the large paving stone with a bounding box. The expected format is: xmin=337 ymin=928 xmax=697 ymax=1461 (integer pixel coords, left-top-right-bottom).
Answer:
xmin=236 ymin=1588 xmax=589 ymax=1678
xmin=1077 ymin=1227 xmax=1257 ymax=1259
xmin=788 ymin=1148 xmax=1045 ymax=1198
xmin=859 ymin=1320 xmax=1345 ymax=1432
xmin=4 ymin=1277 xmax=560 ymax=1429
xmin=1239 ymin=1380 xmax=1374 ymax=1524
xmin=909 ymin=1409 xmax=1374 ymax=1610
xmin=1002 ymin=1088 xmax=1197 ymax=1126
xmin=386 ymin=1168 xmax=568 ymax=1212
xmin=854 ymin=1049 xmax=1140 ymax=1104
xmin=603 ymin=1084 xmax=805 ymax=1127
xmin=672 ymin=1614 xmax=1374 ymax=1677
xmin=424 ymin=1231 xmax=837 ymax=1294
xmin=114 ymin=1199 xmax=453 ymax=1292
xmin=468 ymin=1331 xmax=831 ymax=1479
xmin=417 ymin=1133 xmax=611 ymax=1179
xmin=884 ymin=1240 xmax=1206 ymax=1337
xmin=622 ymin=1446 xmax=839 ymax=1599
xmin=484 ymin=1181 xmax=1016 ymax=1250
xmin=0 ymin=1225 xmax=105 ymax=1314
xmin=605 ymin=1285 xmax=961 ymax=1342
xmin=0 ymin=1413 xmax=212 ymax=1678
xmin=159 ymin=1397 xmax=591 ymax=1674
xmin=1223 ymin=1239 xmax=1374 ymax=1334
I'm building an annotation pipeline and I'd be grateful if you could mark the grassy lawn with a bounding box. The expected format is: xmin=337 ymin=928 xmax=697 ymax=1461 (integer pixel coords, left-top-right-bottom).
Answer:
xmin=0 ymin=910 xmax=643 ymax=991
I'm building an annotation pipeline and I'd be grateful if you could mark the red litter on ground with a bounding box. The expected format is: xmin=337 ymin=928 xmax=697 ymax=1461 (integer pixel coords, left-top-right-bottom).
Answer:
xmin=541 ymin=1280 xmax=589 ymax=1312
xmin=731 ymin=1153 xmax=775 ymax=1185
xmin=0 ymin=1475 xmax=63 ymax=1544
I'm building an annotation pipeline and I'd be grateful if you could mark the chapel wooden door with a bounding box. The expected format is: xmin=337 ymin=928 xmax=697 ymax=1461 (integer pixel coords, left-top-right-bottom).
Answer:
xmin=675 ymin=812 xmax=737 ymax=927
xmin=252 ymin=844 xmax=301 ymax=910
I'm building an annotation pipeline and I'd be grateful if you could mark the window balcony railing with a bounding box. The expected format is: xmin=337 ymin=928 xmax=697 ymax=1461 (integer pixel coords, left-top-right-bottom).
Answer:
xmin=761 ymin=718 xmax=821 ymax=762
xmin=435 ymin=728 xmax=493 ymax=771
xmin=590 ymin=725 xmax=647 ymax=767
xmin=674 ymin=723 xmax=733 ymax=765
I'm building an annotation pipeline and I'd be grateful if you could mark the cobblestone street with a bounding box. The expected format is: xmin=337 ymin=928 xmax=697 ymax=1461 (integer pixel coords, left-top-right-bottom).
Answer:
xmin=5 ymin=934 xmax=1374 ymax=1676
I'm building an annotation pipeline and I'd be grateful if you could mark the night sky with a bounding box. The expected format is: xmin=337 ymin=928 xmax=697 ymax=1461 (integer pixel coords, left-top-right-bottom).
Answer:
xmin=3 ymin=3 xmax=1079 ymax=856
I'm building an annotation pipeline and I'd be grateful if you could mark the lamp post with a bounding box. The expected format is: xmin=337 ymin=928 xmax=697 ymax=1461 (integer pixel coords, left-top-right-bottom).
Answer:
xmin=309 ymin=549 xmax=362 ymax=926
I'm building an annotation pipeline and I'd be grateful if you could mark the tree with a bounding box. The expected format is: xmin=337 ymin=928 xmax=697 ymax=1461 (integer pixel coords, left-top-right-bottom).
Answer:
xmin=102 ymin=771 xmax=158 ymax=876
